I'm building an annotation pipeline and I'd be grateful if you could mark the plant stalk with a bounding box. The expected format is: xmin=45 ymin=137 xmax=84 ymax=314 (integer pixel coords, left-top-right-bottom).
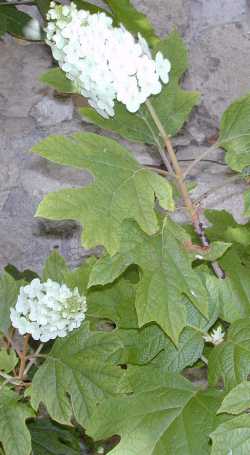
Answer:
xmin=18 ymin=334 xmax=30 ymax=380
xmin=145 ymin=100 xmax=225 ymax=279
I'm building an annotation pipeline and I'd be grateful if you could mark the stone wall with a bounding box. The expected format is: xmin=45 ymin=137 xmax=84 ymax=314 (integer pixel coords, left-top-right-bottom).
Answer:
xmin=1 ymin=0 xmax=250 ymax=273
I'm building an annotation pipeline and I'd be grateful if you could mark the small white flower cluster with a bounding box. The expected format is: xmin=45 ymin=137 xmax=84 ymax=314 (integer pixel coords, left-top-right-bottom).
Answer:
xmin=203 ymin=326 xmax=225 ymax=346
xmin=45 ymin=1 xmax=171 ymax=118
xmin=10 ymin=278 xmax=87 ymax=342
xmin=23 ymin=18 xmax=42 ymax=41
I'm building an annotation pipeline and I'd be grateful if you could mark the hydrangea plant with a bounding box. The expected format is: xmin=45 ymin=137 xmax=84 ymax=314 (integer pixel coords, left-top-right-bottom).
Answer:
xmin=1 ymin=1 xmax=250 ymax=454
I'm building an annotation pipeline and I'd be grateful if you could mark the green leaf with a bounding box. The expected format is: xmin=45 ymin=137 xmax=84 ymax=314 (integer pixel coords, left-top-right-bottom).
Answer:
xmin=29 ymin=419 xmax=80 ymax=455
xmin=244 ymin=189 xmax=250 ymax=217
xmin=35 ymin=0 xmax=51 ymax=18
xmin=87 ymin=277 xmax=138 ymax=329
xmin=0 ymin=272 xmax=25 ymax=334
xmin=39 ymin=68 xmax=76 ymax=94
xmin=0 ymin=388 xmax=33 ymax=455
xmin=115 ymin=324 xmax=204 ymax=371
xmin=33 ymin=132 xmax=174 ymax=255
xmin=89 ymin=217 xmax=208 ymax=344
xmin=80 ymin=32 xmax=200 ymax=144
xmin=4 ymin=264 xmax=38 ymax=283
xmin=217 ymin=381 xmax=250 ymax=415
xmin=30 ymin=323 xmax=129 ymax=426
xmin=208 ymin=319 xmax=250 ymax=391
xmin=219 ymin=93 xmax=250 ymax=172
xmin=86 ymin=367 xmax=223 ymax=455
xmin=205 ymin=210 xmax=250 ymax=322
xmin=0 ymin=6 xmax=32 ymax=38
xmin=42 ymin=250 xmax=69 ymax=283
xmin=63 ymin=258 xmax=95 ymax=295
xmin=211 ymin=415 xmax=250 ymax=455
xmin=0 ymin=348 xmax=18 ymax=373
xmin=74 ymin=0 xmax=106 ymax=14
xmin=205 ymin=209 xmax=250 ymax=246
xmin=103 ymin=0 xmax=159 ymax=46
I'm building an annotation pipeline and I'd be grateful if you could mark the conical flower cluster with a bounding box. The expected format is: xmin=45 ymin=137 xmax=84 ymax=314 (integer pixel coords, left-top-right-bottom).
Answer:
xmin=45 ymin=1 xmax=171 ymax=117
xmin=10 ymin=278 xmax=87 ymax=342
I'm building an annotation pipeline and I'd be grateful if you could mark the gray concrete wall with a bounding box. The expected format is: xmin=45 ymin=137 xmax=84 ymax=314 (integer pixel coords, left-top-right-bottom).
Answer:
xmin=1 ymin=0 xmax=250 ymax=273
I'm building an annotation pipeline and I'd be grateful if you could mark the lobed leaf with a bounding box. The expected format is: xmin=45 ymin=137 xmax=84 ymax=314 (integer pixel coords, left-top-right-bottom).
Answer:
xmin=86 ymin=366 xmax=223 ymax=455
xmin=89 ymin=217 xmax=208 ymax=344
xmin=39 ymin=68 xmax=76 ymax=94
xmin=30 ymin=323 xmax=130 ymax=426
xmin=33 ymin=132 xmax=174 ymax=255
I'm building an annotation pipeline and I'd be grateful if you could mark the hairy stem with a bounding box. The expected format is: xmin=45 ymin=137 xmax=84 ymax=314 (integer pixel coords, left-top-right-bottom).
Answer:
xmin=145 ymin=100 xmax=225 ymax=279
xmin=18 ymin=334 xmax=30 ymax=380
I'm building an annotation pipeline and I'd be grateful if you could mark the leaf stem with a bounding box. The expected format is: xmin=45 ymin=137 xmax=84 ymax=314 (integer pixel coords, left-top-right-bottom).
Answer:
xmin=18 ymin=334 xmax=30 ymax=380
xmin=145 ymin=99 xmax=225 ymax=279
xmin=23 ymin=343 xmax=44 ymax=377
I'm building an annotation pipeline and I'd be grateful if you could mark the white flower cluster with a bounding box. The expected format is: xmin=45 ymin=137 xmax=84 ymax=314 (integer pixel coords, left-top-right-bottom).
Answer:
xmin=45 ymin=1 xmax=171 ymax=117
xmin=10 ymin=278 xmax=87 ymax=342
xmin=203 ymin=326 xmax=225 ymax=346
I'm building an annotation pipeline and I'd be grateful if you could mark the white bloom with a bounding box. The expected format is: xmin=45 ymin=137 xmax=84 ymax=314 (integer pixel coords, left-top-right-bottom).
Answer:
xmin=203 ymin=326 xmax=225 ymax=346
xmin=45 ymin=2 xmax=171 ymax=117
xmin=155 ymin=51 xmax=171 ymax=84
xmin=10 ymin=278 xmax=87 ymax=342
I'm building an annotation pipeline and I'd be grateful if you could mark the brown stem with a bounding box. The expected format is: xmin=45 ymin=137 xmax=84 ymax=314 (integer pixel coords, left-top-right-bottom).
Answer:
xmin=18 ymin=334 xmax=30 ymax=380
xmin=145 ymin=100 xmax=225 ymax=279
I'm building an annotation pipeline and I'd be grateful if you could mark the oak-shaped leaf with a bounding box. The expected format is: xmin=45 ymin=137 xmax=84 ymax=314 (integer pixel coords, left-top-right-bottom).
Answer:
xmin=80 ymin=32 xmax=199 ymax=145
xmin=30 ymin=322 xmax=130 ymax=426
xmin=86 ymin=366 xmax=223 ymax=455
xmin=33 ymin=132 xmax=174 ymax=255
xmin=89 ymin=217 xmax=208 ymax=344
xmin=219 ymin=93 xmax=250 ymax=172
xmin=208 ymin=318 xmax=250 ymax=391
xmin=0 ymin=388 xmax=34 ymax=455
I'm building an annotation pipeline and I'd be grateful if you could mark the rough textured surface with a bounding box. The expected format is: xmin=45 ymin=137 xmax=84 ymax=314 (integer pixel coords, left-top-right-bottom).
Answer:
xmin=1 ymin=0 xmax=250 ymax=273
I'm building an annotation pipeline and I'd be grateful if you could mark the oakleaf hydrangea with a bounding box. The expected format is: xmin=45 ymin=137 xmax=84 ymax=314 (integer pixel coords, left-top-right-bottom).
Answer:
xmin=45 ymin=1 xmax=171 ymax=117
xmin=10 ymin=278 xmax=87 ymax=342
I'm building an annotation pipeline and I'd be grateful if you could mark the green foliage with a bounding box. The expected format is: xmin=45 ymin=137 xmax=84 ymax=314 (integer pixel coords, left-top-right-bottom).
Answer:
xmin=0 ymin=349 xmax=18 ymax=373
xmin=33 ymin=132 xmax=174 ymax=255
xmin=208 ymin=319 xmax=250 ymax=391
xmin=103 ymin=0 xmax=159 ymax=46
xmin=42 ymin=250 xmax=69 ymax=283
xmin=0 ymin=272 xmax=25 ymax=334
xmin=80 ymin=32 xmax=200 ymax=145
xmin=86 ymin=367 xmax=223 ymax=455
xmin=30 ymin=323 xmax=130 ymax=426
xmin=29 ymin=419 xmax=80 ymax=455
xmin=0 ymin=5 xmax=32 ymax=39
xmin=39 ymin=68 xmax=76 ymax=94
xmin=0 ymin=388 xmax=33 ymax=455
xmin=211 ymin=415 xmax=250 ymax=455
xmin=35 ymin=0 xmax=51 ymax=18
xmin=89 ymin=217 xmax=208 ymax=344
xmin=218 ymin=381 xmax=250 ymax=415
xmin=219 ymin=93 xmax=250 ymax=172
